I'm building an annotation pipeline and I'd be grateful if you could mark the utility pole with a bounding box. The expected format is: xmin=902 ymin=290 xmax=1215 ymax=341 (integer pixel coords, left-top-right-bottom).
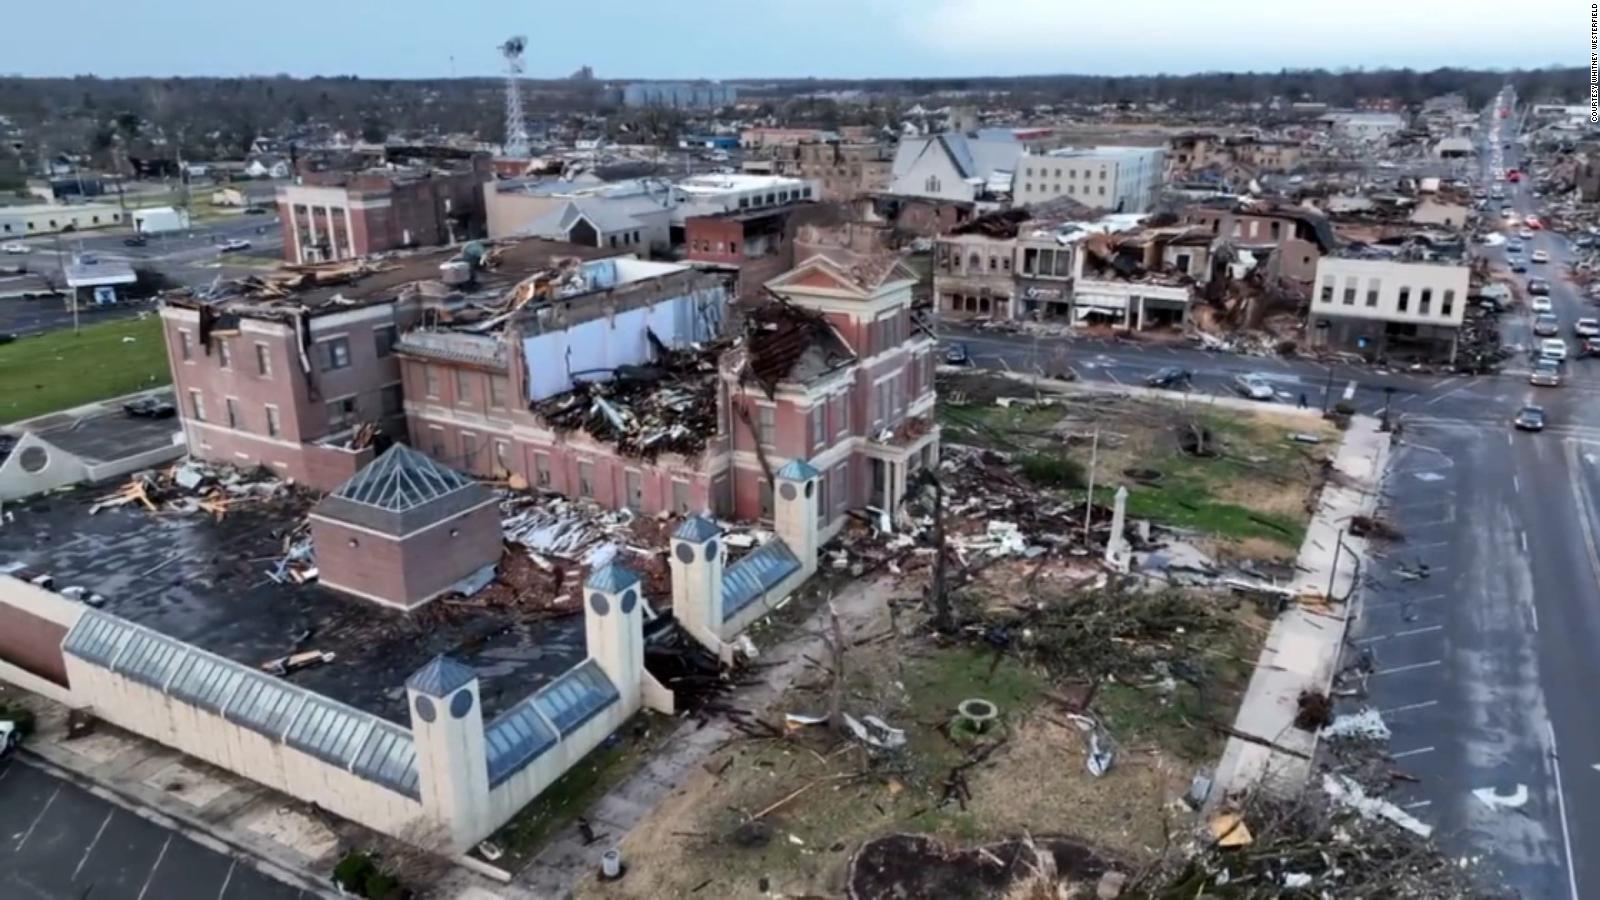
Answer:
xmin=1082 ymin=426 xmax=1100 ymax=544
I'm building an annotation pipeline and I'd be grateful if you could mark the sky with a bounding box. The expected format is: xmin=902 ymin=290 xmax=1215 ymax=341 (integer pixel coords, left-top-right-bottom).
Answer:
xmin=0 ymin=0 xmax=1575 ymax=81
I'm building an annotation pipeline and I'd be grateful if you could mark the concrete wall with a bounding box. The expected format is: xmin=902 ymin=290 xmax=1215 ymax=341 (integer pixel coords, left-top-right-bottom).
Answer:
xmin=1312 ymin=257 xmax=1471 ymax=328
xmin=0 ymin=576 xmax=83 ymax=705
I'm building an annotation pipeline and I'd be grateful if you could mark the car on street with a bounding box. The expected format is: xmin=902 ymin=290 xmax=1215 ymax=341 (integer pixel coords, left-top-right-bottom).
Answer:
xmin=1534 ymin=313 xmax=1560 ymax=336
xmin=1576 ymin=318 xmax=1600 ymax=337
xmin=1501 ymin=208 xmax=1516 ymax=220
xmin=220 ymin=238 xmax=252 ymax=252
xmin=1 ymin=242 xmax=26 ymax=254
xmin=1539 ymin=338 xmax=1568 ymax=362
xmin=1529 ymin=280 xmax=1551 ymax=297
xmin=1518 ymin=228 xmax=1535 ymax=240
xmin=942 ymin=342 xmax=970 ymax=365
xmin=1531 ymin=296 xmax=1553 ymax=314
xmin=1531 ymin=249 xmax=1549 ymax=263
xmin=243 ymin=206 xmax=270 ymax=215
xmin=1530 ymin=362 xmax=1563 ymax=387
xmin=1505 ymin=242 xmax=1522 ymax=254
xmin=1511 ymin=262 xmax=1528 ymax=273
xmin=0 ymin=719 xmax=17 ymax=760
xmin=1525 ymin=215 xmax=1542 ymax=229
xmin=1146 ymin=366 xmax=1193 ymax=389
xmin=123 ymin=234 xmax=147 ymax=247
xmin=1231 ymin=373 xmax=1275 ymax=401
xmin=1514 ymin=405 xmax=1547 ymax=431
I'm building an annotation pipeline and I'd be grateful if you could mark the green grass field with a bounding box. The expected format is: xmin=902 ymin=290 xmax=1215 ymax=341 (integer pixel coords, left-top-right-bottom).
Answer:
xmin=0 ymin=315 xmax=172 ymax=423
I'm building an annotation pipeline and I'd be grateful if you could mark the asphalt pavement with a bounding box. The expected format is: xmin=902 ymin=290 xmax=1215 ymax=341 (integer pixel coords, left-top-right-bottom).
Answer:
xmin=0 ymin=756 xmax=312 ymax=900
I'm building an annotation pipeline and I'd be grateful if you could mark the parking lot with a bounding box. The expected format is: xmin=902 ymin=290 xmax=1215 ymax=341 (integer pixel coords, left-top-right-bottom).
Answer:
xmin=0 ymin=758 xmax=311 ymax=900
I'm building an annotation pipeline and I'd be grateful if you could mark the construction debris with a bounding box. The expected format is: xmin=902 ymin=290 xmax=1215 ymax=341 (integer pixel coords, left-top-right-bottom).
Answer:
xmin=91 ymin=460 xmax=289 ymax=520
xmin=535 ymin=342 xmax=723 ymax=459
xmin=261 ymin=650 xmax=335 ymax=677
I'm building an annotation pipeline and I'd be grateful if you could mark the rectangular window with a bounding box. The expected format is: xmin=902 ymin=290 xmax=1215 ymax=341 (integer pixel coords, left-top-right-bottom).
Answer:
xmin=455 ymin=369 xmax=473 ymax=405
xmin=1419 ymin=288 xmax=1432 ymax=316
xmin=255 ymin=342 xmax=271 ymax=377
xmin=672 ymin=480 xmax=691 ymax=515
xmin=225 ymin=397 xmax=241 ymax=429
xmin=327 ymin=396 xmax=358 ymax=431
xmin=494 ymin=440 xmax=510 ymax=474
xmin=265 ymin=404 xmax=281 ymax=437
xmin=322 ymin=337 xmax=350 ymax=371
xmin=1320 ymin=278 xmax=1335 ymax=304
xmin=625 ymin=469 xmax=643 ymax=511
xmin=1366 ymin=279 xmax=1380 ymax=307
xmin=578 ymin=462 xmax=595 ymax=498
xmin=831 ymin=463 xmax=848 ymax=515
xmin=461 ymin=432 xmax=478 ymax=470
xmin=188 ymin=389 xmax=206 ymax=421
xmin=424 ymin=365 xmax=440 ymax=399
xmin=535 ymin=452 xmax=552 ymax=487
xmin=1397 ymin=287 xmax=1410 ymax=313
xmin=489 ymin=375 xmax=509 ymax=409
xmin=1442 ymin=289 xmax=1456 ymax=318
xmin=834 ymin=393 xmax=849 ymax=437
xmin=217 ymin=340 xmax=231 ymax=369
xmin=381 ymin=384 xmax=403 ymax=416
xmin=428 ymin=426 xmax=445 ymax=457
xmin=811 ymin=406 xmax=825 ymax=450
xmin=758 ymin=405 xmax=775 ymax=447
xmin=179 ymin=330 xmax=193 ymax=361
xmin=759 ymin=480 xmax=774 ymax=520
xmin=1342 ymin=279 xmax=1356 ymax=305
xmin=374 ymin=325 xmax=396 ymax=358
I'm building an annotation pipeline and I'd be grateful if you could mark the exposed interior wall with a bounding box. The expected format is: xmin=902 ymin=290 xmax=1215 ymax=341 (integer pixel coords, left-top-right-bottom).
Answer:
xmin=0 ymin=576 xmax=84 ymax=705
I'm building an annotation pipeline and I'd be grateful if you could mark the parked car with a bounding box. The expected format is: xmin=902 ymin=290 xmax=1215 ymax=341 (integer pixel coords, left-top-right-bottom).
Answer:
xmin=1505 ymin=242 xmax=1522 ymax=254
xmin=1511 ymin=262 xmax=1528 ymax=274
xmin=1531 ymin=250 xmax=1550 ymax=264
xmin=242 ymin=206 xmax=270 ymax=215
xmin=1539 ymin=338 xmax=1568 ymax=362
xmin=1530 ymin=363 xmax=1562 ymax=387
xmin=220 ymin=238 xmax=252 ymax=252
xmin=123 ymin=397 xmax=178 ymax=419
xmin=1 ymin=242 xmax=26 ymax=254
xmin=1518 ymin=229 xmax=1535 ymax=240
xmin=123 ymin=234 xmax=147 ymax=247
xmin=1576 ymin=318 xmax=1600 ymax=338
xmin=1232 ymin=373 xmax=1275 ymax=401
xmin=1534 ymin=314 xmax=1560 ymax=336
xmin=0 ymin=720 xmax=17 ymax=761
xmin=942 ymin=342 xmax=970 ymax=365
xmin=1529 ymin=280 xmax=1551 ymax=297
xmin=1146 ymin=366 xmax=1193 ymax=389
xmin=1514 ymin=405 xmax=1547 ymax=431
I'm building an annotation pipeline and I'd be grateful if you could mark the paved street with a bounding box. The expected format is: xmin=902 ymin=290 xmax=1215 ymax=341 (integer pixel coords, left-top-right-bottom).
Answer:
xmin=0 ymin=756 xmax=312 ymax=900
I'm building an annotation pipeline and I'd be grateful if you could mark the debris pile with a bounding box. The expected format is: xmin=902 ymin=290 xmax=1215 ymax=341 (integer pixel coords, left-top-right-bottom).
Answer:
xmin=535 ymin=343 xmax=721 ymax=459
xmin=498 ymin=492 xmax=672 ymax=607
xmin=90 ymin=460 xmax=289 ymax=519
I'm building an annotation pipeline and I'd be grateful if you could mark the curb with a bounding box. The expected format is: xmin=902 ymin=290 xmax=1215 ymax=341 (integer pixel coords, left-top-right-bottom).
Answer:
xmin=17 ymin=745 xmax=342 ymax=900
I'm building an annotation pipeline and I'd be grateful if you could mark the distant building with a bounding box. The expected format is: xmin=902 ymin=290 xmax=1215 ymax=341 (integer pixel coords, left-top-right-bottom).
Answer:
xmin=65 ymin=255 xmax=137 ymax=307
xmin=1308 ymin=249 xmax=1470 ymax=363
xmin=1324 ymin=112 xmax=1407 ymax=142
xmin=622 ymin=82 xmax=736 ymax=110
xmin=277 ymin=158 xmax=492 ymax=264
xmin=1016 ymin=147 xmax=1165 ymax=213
xmin=0 ymin=202 xmax=125 ymax=238
xmin=888 ymin=133 xmax=1022 ymax=204
xmin=752 ymin=140 xmax=894 ymax=201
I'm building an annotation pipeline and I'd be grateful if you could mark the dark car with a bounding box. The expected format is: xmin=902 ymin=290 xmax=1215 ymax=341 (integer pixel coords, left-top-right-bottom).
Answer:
xmin=242 ymin=205 xmax=270 ymax=215
xmin=1514 ymin=405 xmax=1547 ymax=431
xmin=943 ymin=342 xmax=971 ymax=365
xmin=1528 ymin=279 xmax=1551 ymax=296
xmin=123 ymin=397 xmax=177 ymax=419
xmin=123 ymin=234 xmax=147 ymax=247
xmin=1510 ymin=262 xmax=1528 ymax=274
xmin=1146 ymin=366 xmax=1193 ymax=389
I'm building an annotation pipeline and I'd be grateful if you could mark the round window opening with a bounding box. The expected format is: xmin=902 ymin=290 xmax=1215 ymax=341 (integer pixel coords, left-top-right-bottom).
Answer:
xmin=449 ymin=689 xmax=474 ymax=719
xmin=590 ymin=591 xmax=610 ymax=615
xmin=18 ymin=445 xmax=48 ymax=474
xmin=675 ymin=542 xmax=695 ymax=564
xmin=620 ymin=588 xmax=638 ymax=614
xmin=779 ymin=482 xmax=797 ymax=501
xmin=413 ymin=695 xmax=437 ymax=723
xmin=705 ymin=539 xmax=719 ymax=562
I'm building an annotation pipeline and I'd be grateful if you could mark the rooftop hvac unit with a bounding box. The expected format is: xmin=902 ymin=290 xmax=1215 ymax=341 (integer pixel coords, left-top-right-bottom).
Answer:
xmin=439 ymin=260 xmax=472 ymax=286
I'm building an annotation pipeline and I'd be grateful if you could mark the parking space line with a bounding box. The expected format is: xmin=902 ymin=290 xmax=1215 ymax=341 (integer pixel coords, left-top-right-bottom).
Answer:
xmin=1371 ymin=660 xmax=1444 ymax=676
xmin=216 ymin=859 xmax=237 ymax=900
xmin=1104 ymin=370 xmax=1122 ymax=385
xmin=1404 ymin=799 xmax=1435 ymax=810
xmin=14 ymin=784 xmax=60 ymax=851
xmin=1391 ymin=745 xmax=1436 ymax=759
xmin=136 ymin=834 xmax=173 ymax=900
xmin=1381 ymin=699 xmax=1441 ymax=716
xmin=1356 ymin=625 xmax=1444 ymax=644
xmin=1364 ymin=592 xmax=1446 ymax=608
xmin=72 ymin=808 xmax=116 ymax=882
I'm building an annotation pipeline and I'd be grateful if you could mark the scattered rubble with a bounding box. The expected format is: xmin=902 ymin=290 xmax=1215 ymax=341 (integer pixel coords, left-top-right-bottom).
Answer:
xmin=90 ymin=460 xmax=289 ymax=520
xmin=535 ymin=341 xmax=723 ymax=459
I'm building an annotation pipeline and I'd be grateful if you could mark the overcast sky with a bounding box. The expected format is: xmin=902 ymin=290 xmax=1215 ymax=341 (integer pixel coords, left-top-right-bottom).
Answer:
xmin=0 ymin=0 xmax=1575 ymax=80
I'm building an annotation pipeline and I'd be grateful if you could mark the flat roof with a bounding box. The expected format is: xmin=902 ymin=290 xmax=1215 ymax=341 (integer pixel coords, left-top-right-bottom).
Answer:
xmin=1043 ymin=146 xmax=1162 ymax=160
xmin=17 ymin=401 xmax=178 ymax=464
xmin=676 ymin=173 xmax=808 ymax=195
xmin=0 ymin=487 xmax=584 ymax=724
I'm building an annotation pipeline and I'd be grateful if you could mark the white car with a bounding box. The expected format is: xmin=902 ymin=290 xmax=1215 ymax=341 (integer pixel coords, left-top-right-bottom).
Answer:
xmin=1232 ymin=373 xmax=1276 ymax=401
xmin=1576 ymin=318 xmax=1600 ymax=337
xmin=1 ymin=242 xmax=25 ymax=254
xmin=1531 ymin=250 xmax=1549 ymax=264
xmin=1531 ymin=296 xmax=1554 ymax=313
xmin=1519 ymin=229 xmax=1535 ymax=240
xmin=0 ymin=720 xmax=16 ymax=760
xmin=1539 ymin=338 xmax=1568 ymax=362
xmin=1501 ymin=208 xmax=1515 ymax=220
xmin=220 ymin=238 xmax=252 ymax=252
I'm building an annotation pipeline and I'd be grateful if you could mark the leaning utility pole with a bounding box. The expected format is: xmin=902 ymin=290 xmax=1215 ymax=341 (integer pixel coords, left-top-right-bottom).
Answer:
xmin=1082 ymin=427 xmax=1100 ymax=544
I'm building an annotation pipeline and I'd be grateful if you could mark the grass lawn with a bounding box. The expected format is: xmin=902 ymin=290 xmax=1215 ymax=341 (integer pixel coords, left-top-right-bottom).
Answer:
xmin=0 ymin=315 xmax=171 ymax=423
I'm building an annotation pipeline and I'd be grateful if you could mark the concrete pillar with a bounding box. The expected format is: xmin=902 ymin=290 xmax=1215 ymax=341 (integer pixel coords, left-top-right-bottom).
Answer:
xmin=1104 ymin=485 xmax=1131 ymax=573
xmin=584 ymin=563 xmax=644 ymax=711
xmin=405 ymin=655 xmax=489 ymax=851
xmin=306 ymin=206 xmax=320 ymax=259
xmin=286 ymin=204 xmax=303 ymax=265
xmin=669 ymin=516 xmax=726 ymax=654
xmin=773 ymin=459 xmax=820 ymax=576
xmin=343 ymin=205 xmax=357 ymax=259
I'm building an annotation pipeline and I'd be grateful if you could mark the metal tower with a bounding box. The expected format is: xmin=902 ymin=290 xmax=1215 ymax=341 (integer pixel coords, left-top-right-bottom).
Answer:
xmin=499 ymin=36 xmax=531 ymax=159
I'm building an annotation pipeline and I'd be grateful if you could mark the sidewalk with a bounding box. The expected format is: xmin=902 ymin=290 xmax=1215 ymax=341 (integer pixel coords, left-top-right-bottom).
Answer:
xmin=985 ymin=369 xmax=1330 ymax=420
xmin=1211 ymin=414 xmax=1391 ymax=797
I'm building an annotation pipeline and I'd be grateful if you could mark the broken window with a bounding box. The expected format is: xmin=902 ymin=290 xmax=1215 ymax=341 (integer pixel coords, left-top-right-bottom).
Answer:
xmin=489 ymin=375 xmax=509 ymax=409
xmin=1397 ymin=287 xmax=1411 ymax=313
xmin=1320 ymin=279 xmax=1335 ymax=304
xmin=1366 ymin=279 xmax=1380 ymax=308
xmin=461 ymin=432 xmax=478 ymax=470
xmin=493 ymin=440 xmax=510 ymax=474
xmin=1419 ymin=288 xmax=1432 ymax=316
xmin=811 ymin=406 xmax=825 ymax=450
xmin=226 ymin=397 xmax=241 ymax=430
xmin=758 ymin=406 xmax=775 ymax=448
xmin=1442 ymin=289 xmax=1455 ymax=318
xmin=672 ymin=480 xmax=691 ymax=515
xmin=759 ymin=479 xmax=774 ymax=519
xmin=1342 ymin=279 xmax=1357 ymax=306
xmin=322 ymin=337 xmax=350 ymax=371
xmin=831 ymin=463 xmax=849 ymax=515
xmin=1023 ymin=248 xmax=1038 ymax=274
xmin=255 ymin=342 xmax=271 ymax=377
xmin=374 ymin=325 xmax=397 ymax=358
xmin=265 ymin=404 xmax=281 ymax=437
xmin=626 ymin=469 xmax=643 ymax=511
xmin=578 ymin=461 xmax=595 ymax=498
xmin=188 ymin=389 xmax=206 ymax=422
xmin=327 ymin=396 xmax=358 ymax=431
xmin=834 ymin=393 xmax=849 ymax=437
xmin=179 ymin=330 xmax=193 ymax=361
xmin=428 ymin=426 xmax=445 ymax=457
xmin=535 ymin=452 xmax=552 ymax=487
xmin=217 ymin=340 xmax=231 ymax=369
xmin=381 ymin=384 xmax=403 ymax=416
